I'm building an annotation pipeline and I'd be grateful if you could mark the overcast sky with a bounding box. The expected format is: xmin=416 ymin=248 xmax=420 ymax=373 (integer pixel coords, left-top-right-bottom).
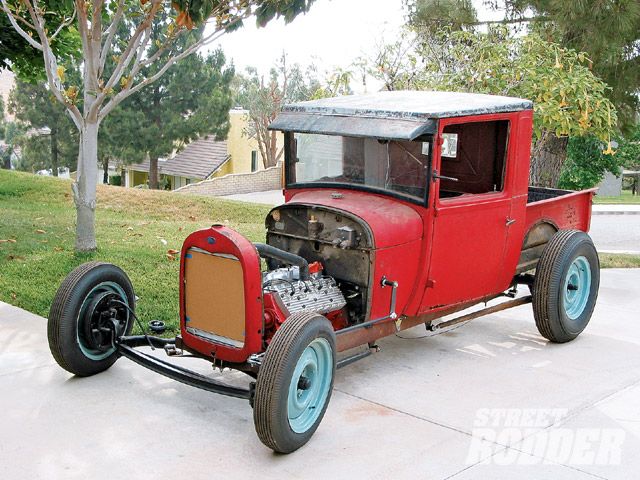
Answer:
xmin=206 ymin=0 xmax=506 ymax=91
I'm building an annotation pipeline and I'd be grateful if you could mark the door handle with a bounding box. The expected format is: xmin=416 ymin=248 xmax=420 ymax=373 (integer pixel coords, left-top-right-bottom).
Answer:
xmin=506 ymin=218 xmax=516 ymax=226
xmin=432 ymin=170 xmax=459 ymax=182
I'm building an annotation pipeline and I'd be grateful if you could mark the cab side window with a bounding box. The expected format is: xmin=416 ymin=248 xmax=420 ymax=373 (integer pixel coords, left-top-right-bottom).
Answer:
xmin=439 ymin=120 xmax=509 ymax=199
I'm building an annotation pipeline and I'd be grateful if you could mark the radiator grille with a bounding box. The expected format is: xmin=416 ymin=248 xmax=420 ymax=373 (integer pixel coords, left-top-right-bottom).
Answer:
xmin=184 ymin=248 xmax=245 ymax=348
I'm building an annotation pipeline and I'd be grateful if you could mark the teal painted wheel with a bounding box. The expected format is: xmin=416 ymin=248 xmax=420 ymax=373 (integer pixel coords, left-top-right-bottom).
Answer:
xmin=48 ymin=262 xmax=135 ymax=376
xmin=253 ymin=312 xmax=336 ymax=453
xmin=287 ymin=337 xmax=333 ymax=434
xmin=562 ymin=256 xmax=591 ymax=320
xmin=533 ymin=230 xmax=599 ymax=343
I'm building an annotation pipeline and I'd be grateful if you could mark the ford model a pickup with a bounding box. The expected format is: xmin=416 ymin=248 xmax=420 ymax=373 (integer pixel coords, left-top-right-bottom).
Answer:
xmin=48 ymin=91 xmax=599 ymax=453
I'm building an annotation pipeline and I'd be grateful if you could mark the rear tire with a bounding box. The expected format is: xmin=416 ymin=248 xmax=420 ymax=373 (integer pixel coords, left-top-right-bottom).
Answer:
xmin=253 ymin=312 xmax=336 ymax=453
xmin=532 ymin=230 xmax=599 ymax=343
xmin=48 ymin=262 xmax=135 ymax=376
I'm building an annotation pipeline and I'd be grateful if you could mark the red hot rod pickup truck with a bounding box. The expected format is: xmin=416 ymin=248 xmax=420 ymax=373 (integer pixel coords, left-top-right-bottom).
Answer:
xmin=48 ymin=91 xmax=599 ymax=453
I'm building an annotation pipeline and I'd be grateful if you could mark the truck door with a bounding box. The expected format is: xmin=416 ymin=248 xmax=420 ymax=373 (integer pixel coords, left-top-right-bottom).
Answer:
xmin=423 ymin=117 xmax=516 ymax=309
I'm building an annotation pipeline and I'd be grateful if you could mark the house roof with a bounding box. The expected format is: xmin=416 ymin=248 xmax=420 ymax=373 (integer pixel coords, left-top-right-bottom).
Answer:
xmin=126 ymin=136 xmax=230 ymax=179
xmin=269 ymin=91 xmax=533 ymax=140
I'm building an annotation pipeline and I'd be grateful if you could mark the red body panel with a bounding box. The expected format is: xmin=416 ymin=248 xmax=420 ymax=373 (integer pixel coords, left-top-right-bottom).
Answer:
xmin=286 ymin=189 xmax=423 ymax=248
xmin=179 ymin=226 xmax=263 ymax=363
xmin=420 ymin=111 xmax=533 ymax=310
xmin=524 ymin=188 xmax=596 ymax=234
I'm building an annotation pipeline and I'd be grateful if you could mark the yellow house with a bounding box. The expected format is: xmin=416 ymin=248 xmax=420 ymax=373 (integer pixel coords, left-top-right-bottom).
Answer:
xmin=218 ymin=108 xmax=285 ymax=176
xmin=123 ymin=109 xmax=284 ymax=189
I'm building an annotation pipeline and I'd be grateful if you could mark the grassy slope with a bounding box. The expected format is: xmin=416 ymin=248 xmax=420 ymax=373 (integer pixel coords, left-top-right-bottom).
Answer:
xmin=0 ymin=169 xmax=270 ymax=333
xmin=1 ymin=170 xmax=638 ymax=332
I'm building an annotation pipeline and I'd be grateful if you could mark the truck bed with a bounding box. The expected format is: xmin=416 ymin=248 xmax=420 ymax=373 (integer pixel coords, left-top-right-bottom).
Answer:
xmin=517 ymin=186 xmax=597 ymax=273
xmin=527 ymin=186 xmax=575 ymax=204
xmin=525 ymin=186 xmax=596 ymax=231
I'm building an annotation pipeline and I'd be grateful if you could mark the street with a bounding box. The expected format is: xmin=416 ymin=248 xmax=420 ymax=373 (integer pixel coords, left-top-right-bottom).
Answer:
xmin=590 ymin=214 xmax=640 ymax=254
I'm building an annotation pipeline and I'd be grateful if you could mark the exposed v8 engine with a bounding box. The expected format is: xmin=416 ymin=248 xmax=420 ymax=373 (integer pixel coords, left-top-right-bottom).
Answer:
xmin=263 ymin=266 xmax=347 ymax=316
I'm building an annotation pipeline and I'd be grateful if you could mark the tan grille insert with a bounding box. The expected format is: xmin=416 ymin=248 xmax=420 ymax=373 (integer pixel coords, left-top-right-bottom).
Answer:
xmin=184 ymin=248 xmax=245 ymax=347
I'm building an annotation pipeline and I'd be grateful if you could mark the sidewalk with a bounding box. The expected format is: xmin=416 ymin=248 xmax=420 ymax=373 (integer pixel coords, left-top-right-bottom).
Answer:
xmin=1 ymin=269 xmax=640 ymax=479
xmin=220 ymin=189 xmax=284 ymax=205
xmin=593 ymin=204 xmax=640 ymax=215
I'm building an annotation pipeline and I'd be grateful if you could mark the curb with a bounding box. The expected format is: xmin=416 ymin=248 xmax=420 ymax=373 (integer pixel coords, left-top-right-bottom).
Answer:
xmin=592 ymin=211 xmax=640 ymax=215
xmin=598 ymin=250 xmax=640 ymax=255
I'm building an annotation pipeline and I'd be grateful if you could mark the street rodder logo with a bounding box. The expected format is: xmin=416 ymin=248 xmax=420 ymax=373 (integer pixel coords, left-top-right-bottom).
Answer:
xmin=466 ymin=409 xmax=625 ymax=465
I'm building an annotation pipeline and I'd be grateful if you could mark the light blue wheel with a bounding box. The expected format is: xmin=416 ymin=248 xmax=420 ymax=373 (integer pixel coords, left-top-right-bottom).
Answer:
xmin=253 ymin=312 xmax=336 ymax=453
xmin=287 ymin=337 xmax=333 ymax=434
xmin=562 ymin=256 xmax=591 ymax=320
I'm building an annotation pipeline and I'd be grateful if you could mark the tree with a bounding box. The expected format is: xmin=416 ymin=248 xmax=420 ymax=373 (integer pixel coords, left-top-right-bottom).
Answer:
xmin=122 ymin=44 xmax=234 ymax=189
xmin=234 ymin=54 xmax=322 ymax=169
xmin=8 ymin=79 xmax=78 ymax=175
xmin=1 ymin=0 xmax=315 ymax=251
xmin=405 ymin=0 xmax=477 ymax=32
xmin=0 ymin=96 xmax=5 ymax=140
xmin=0 ymin=120 xmax=25 ymax=169
xmin=405 ymin=0 xmax=640 ymax=129
xmin=495 ymin=0 xmax=640 ymax=130
xmin=558 ymin=136 xmax=626 ymax=191
xmin=366 ymin=26 xmax=618 ymax=187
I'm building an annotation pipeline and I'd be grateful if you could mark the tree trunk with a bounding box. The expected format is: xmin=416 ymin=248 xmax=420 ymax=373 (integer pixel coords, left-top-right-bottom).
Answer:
xmin=50 ymin=126 xmax=59 ymax=177
xmin=72 ymin=121 xmax=99 ymax=251
xmin=1 ymin=148 xmax=11 ymax=170
xmin=529 ymin=133 xmax=569 ymax=187
xmin=102 ymin=156 xmax=109 ymax=184
xmin=149 ymin=155 xmax=159 ymax=189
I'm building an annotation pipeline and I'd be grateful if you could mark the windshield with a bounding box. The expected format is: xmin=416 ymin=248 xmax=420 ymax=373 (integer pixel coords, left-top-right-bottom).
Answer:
xmin=287 ymin=133 xmax=431 ymax=202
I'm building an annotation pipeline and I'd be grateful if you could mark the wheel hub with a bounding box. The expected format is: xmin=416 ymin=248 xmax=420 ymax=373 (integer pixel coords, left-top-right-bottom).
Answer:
xmin=83 ymin=292 xmax=125 ymax=351
xmin=76 ymin=282 xmax=131 ymax=360
xmin=287 ymin=337 xmax=333 ymax=434
xmin=563 ymin=256 xmax=591 ymax=320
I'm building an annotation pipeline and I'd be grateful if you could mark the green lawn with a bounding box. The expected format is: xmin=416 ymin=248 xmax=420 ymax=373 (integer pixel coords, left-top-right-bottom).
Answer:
xmin=1 ymin=169 xmax=638 ymax=335
xmin=0 ymin=169 xmax=270 ymax=333
xmin=594 ymin=190 xmax=640 ymax=204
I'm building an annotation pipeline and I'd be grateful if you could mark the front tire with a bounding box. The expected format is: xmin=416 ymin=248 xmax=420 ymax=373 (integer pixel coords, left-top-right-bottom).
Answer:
xmin=532 ymin=230 xmax=599 ymax=343
xmin=253 ymin=312 xmax=336 ymax=453
xmin=48 ymin=262 xmax=135 ymax=376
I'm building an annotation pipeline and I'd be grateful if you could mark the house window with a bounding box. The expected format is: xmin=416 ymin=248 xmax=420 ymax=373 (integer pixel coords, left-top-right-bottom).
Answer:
xmin=438 ymin=120 xmax=509 ymax=199
xmin=185 ymin=178 xmax=191 ymax=185
xmin=251 ymin=151 xmax=258 ymax=172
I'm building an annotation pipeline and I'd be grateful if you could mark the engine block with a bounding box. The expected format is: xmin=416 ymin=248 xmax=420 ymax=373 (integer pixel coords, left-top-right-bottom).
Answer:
xmin=265 ymin=274 xmax=347 ymax=316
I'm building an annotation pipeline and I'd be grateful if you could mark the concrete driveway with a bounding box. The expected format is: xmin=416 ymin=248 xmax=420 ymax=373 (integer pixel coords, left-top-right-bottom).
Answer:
xmin=2 ymin=269 xmax=639 ymax=479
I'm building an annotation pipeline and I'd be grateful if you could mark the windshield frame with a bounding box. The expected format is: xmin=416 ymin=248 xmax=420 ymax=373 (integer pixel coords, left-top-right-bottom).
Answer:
xmin=283 ymin=132 xmax=433 ymax=207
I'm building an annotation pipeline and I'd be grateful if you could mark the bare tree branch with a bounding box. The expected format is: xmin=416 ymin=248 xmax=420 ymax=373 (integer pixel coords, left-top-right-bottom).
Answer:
xmin=0 ymin=0 xmax=43 ymax=50
xmin=99 ymin=0 xmax=126 ymax=72
xmin=98 ymin=14 xmax=247 ymax=120
xmin=50 ymin=8 xmax=77 ymax=40
xmin=91 ymin=0 xmax=164 ymax=117
xmin=10 ymin=0 xmax=83 ymax=128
